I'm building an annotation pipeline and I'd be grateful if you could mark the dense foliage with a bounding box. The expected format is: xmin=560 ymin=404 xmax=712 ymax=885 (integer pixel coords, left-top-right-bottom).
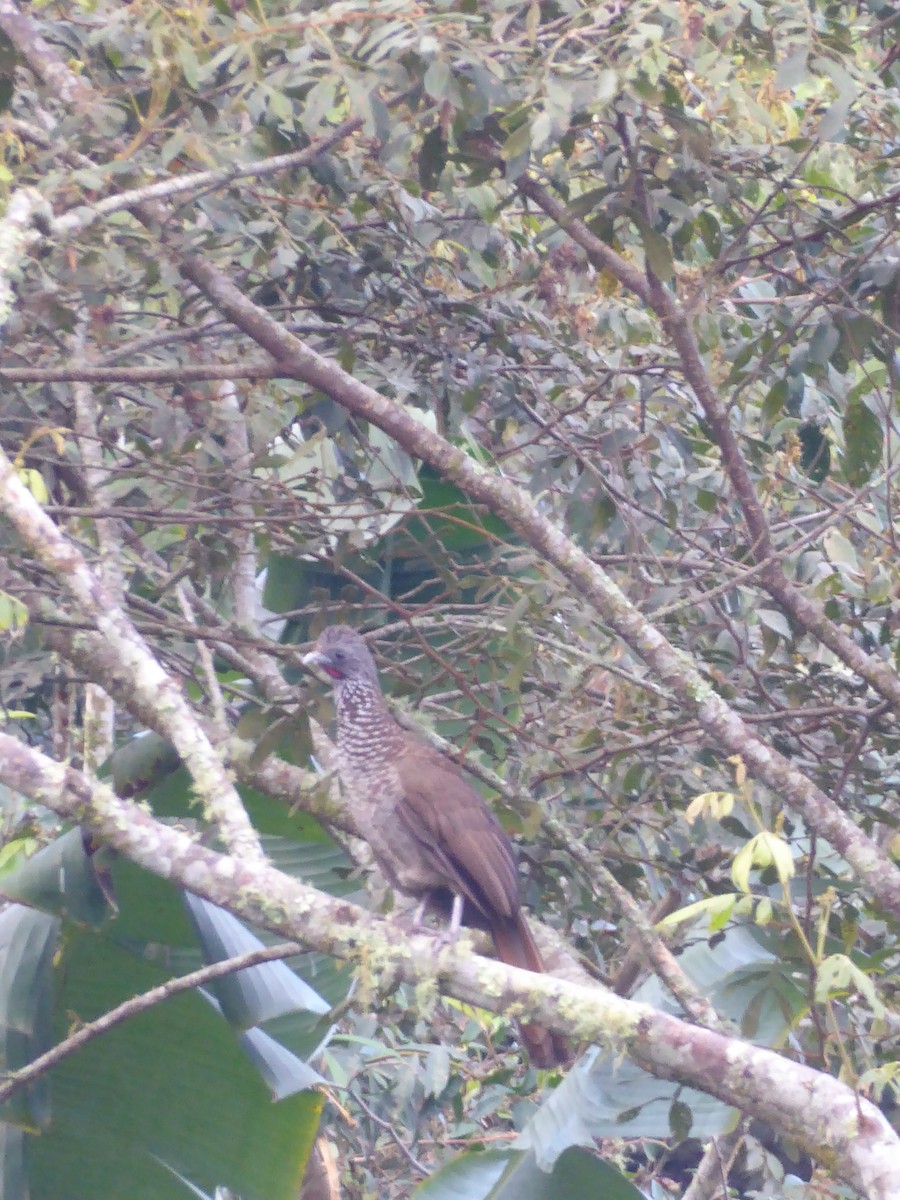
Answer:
xmin=0 ymin=1 xmax=898 ymax=1198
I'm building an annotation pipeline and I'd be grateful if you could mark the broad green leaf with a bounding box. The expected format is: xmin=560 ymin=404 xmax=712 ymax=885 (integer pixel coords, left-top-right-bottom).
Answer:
xmin=807 ymin=321 xmax=839 ymax=364
xmin=415 ymin=1147 xmax=647 ymax=1199
xmin=424 ymin=60 xmax=451 ymax=101
xmin=237 ymin=1025 xmax=325 ymax=1100
xmin=0 ymin=906 xmax=58 ymax=1131
xmin=0 ymin=1124 xmax=26 ymax=1200
xmin=518 ymin=927 xmax=800 ymax=1162
xmin=822 ymin=528 xmax=860 ymax=572
xmin=0 ymin=828 xmax=111 ymax=926
xmin=684 ymin=791 xmax=736 ymax=824
xmin=657 ymin=894 xmax=739 ymax=930
xmin=817 ymin=94 xmax=854 ymax=141
xmin=501 ymin=119 xmax=532 ymax=166
xmin=761 ymin=378 xmax=788 ymax=423
xmin=25 ymin=930 xmax=322 ymax=1200
xmin=109 ymin=733 xmax=181 ymax=799
xmin=757 ymin=609 xmax=791 ymax=639
xmin=15 ymin=468 xmax=47 ymax=504
xmin=0 ymin=837 xmax=39 ymax=877
xmin=637 ymin=224 xmax=673 ymax=281
xmin=816 ymin=954 xmax=885 ymax=1017
xmin=732 ymin=832 xmax=795 ymax=892
xmin=0 ymin=590 xmax=27 ymax=632
xmin=669 ymin=1099 xmax=693 ymax=1141
xmin=184 ymin=894 xmax=330 ymax=1029
xmin=842 ymin=398 xmax=882 ymax=486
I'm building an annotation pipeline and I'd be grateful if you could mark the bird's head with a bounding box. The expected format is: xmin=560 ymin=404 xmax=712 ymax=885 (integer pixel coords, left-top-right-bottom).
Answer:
xmin=302 ymin=625 xmax=380 ymax=686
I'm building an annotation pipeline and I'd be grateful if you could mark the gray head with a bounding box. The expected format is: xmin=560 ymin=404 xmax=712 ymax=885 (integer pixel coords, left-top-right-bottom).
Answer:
xmin=303 ymin=625 xmax=381 ymax=688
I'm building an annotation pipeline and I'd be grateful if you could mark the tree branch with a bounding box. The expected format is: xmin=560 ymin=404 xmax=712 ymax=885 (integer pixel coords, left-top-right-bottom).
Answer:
xmin=0 ymin=364 xmax=284 ymax=384
xmin=0 ymin=447 xmax=264 ymax=864
xmin=515 ymin=172 xmax=900 ymax=714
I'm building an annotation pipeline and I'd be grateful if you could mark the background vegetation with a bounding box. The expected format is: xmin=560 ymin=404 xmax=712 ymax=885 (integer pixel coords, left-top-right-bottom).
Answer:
xmin=0 ymin=0 xmax=898 ymax=1197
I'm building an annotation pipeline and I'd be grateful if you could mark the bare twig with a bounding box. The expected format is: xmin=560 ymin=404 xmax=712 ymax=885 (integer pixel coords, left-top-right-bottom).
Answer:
xmin=515 ymin=172 xmax=900 ymax=714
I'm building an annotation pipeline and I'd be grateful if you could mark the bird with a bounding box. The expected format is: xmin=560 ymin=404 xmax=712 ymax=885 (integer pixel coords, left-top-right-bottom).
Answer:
xmin=303 ymin=624 xmax=567 ymax=1067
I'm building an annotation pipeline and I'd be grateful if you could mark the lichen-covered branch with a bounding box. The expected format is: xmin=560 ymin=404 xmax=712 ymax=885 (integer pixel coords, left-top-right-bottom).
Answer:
xmin=0 ymin=559 xmax=345 ymax=830
xmin=0 ymin=446 xmax=264 ymax=864
xmin=0 ymin=186 xmax=51 ymax=327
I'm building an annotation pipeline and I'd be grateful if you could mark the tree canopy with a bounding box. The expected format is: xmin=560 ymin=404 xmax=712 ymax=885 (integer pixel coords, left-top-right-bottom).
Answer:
xmin=0 ymin=1 xmax=899 ymax=1198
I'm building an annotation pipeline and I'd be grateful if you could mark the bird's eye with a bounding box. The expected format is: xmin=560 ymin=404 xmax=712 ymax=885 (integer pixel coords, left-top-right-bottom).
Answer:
xmin=332 ymin=648 xmax=346 ymax=662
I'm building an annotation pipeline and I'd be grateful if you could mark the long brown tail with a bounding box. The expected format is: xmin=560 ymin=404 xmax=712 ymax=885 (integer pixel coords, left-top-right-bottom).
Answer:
xmin=490 ymin=911 xmax=569 ymax=1068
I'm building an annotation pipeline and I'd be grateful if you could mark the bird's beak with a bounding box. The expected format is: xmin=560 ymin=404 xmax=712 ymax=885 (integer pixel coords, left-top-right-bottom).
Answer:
xmin=303 ymin=649 xmax=342 ymax=680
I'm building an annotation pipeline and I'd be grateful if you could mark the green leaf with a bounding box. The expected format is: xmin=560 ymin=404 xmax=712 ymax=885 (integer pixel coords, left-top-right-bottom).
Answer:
xmin=0 ymin=590 xmax=27 ymax=632
xmin=16 ymin=468 xmax=47 ymax=504
xmin=109 ymin=733 xmax=181 ymax=799
xmin=501 ymin=119 xmax=532 ymax=165
xmin=732 ymin=832 xmax=795 ymax=891
xmin=111 ymin=852 xmax=348 ymax=1066
xmin=564 ymin=186 xmax=611 ymax=220
xmin=835 ymin=313 xmax=877 ymax=361
xmin=518 ymin=927 xmax=800 ymax=1160
xmin=817 ymin=93 xmax=853 ymax=141
xmin=1 ymin=1124 xmax=26 ymax=1200
xmin=176 ymin=41 xmax=200 ymax=90
xmin=262 ymin=552 xmax=312 ymax=615
xmin=0 ymin=906 xmax=58 ymax=1130
xmin=757 ymin=609 xmax=791 ymax=639
xmin=237 ymin=1025 xmax=325 ymax=1100
xmin=25 ymin=931 xmax=322 ymax=1200
xmin=842 ymin=398 xmax=882 ymax=486
xmin=415 ymin=1147 xmax=646 ymax=1199
xmin=423 ymin=1044 xmax=451 ymax=1099
xmin=657 ymin=894 xmax=738 ymax=930
xmin=669 ymin=1099 xmax=693 ymax=1141
xmin=414 ymin=1149 xmax=508 ymax=1197
xmin=637 ymin=223 xmax=673 ymax=281
xmin=424 ymin=60 xmax=451 ymax=101
xmin=0 ymin=828 xmax=112 ymax=926
xmin=822 ymin=528 xmax=859 ymax=572
xmin=184 ymin=894 xmax=330 ymax=1029
xmin=775 ymin=47 xmax=809 ymax=89
xmin=807 ymin=321 xmax=839 ymax=365
xmin=816 ymin=954 xmax=885 ymax=1017
xmin=761 ymin=378 xmax=788 ymax=423
xmin=0 ymin=837 xmax=39 ymax=877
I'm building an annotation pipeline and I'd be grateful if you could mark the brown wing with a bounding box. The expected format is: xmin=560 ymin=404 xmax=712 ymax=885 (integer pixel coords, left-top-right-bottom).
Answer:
xmin=394 ymin=742 xmax=520 ymax=923
xmin=396 ymin=741 xmax=570 ymax=1067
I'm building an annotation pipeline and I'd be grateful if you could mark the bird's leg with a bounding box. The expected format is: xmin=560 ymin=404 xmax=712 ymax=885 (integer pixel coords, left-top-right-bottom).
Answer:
xmin=411 ymin=896 xmax=429 ymax=930
xmin=448 ymin=892 xmax=464 ymax=938
xmin=433 ymin=892 xmax=465 ymax=952
xmin=409 ymin=891 xmax=463 ymax=938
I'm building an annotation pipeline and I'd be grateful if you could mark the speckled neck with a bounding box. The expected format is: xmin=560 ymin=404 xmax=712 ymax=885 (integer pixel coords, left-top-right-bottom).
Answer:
xmin=334 ymin=677 xmax=404 ymax=768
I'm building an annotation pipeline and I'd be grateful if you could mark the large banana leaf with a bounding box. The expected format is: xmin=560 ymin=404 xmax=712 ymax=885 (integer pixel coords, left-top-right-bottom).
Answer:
xmin=0 ymin=820 xmax=341 ymax=1200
